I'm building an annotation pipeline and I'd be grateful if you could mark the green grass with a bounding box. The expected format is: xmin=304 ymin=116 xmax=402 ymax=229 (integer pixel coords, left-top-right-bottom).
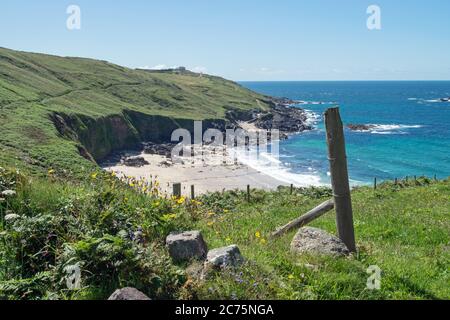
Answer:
xmin=0 ymin=47 xmax=271 ymax=175
xmin=0 ymin=167 xmax=448 ymax=300
xmin=190 ymin=180 xmax=449 ymax=300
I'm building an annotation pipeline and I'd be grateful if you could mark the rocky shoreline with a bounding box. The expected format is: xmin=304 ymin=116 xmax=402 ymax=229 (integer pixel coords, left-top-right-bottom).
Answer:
xmin=102 ymin=97 xmax=313 ymax=167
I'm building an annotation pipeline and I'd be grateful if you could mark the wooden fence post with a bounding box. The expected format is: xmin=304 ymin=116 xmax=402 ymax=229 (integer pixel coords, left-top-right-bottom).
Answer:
xmin=191 ymin=185 xmax=195 ymax=199
xmin=324 ymin=107 xmax=356 ymax=252
xmin=173 ymin=183 xmax=181 ymax=198
xmin=247 ymin=185 xmax=250 ymax=202
xmin=374 ymin=177 xmax=377 ymax=190
xmin=290 ymin=184 xmax=294 ymax=195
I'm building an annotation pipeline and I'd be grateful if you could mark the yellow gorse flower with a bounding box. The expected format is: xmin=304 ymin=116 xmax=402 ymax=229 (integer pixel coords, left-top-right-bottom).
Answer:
xmin=176 ymin=196 xmax=186 ymax=204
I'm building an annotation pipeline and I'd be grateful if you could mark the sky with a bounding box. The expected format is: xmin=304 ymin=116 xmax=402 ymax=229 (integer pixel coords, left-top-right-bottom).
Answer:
xmin=1 ymin=0 xmax=450 ymax=81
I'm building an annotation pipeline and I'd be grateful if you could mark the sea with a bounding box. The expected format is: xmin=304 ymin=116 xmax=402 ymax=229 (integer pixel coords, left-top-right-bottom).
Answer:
xmin=238 ymin=81 xmax=450 ymax=186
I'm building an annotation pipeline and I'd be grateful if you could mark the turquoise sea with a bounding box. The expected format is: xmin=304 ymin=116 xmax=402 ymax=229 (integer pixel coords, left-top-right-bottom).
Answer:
xmin=240 ymin=81 xmax=450 ymax=185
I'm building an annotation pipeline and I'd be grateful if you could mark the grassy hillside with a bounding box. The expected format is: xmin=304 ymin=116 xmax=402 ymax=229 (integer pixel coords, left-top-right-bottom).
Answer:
xmin=0 ymin=168 xmax=448 ymax=300
xmin=0 ymin=47 xmax=271 ymax=175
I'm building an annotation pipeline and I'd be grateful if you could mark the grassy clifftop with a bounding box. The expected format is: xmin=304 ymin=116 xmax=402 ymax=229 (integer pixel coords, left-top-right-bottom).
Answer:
xmin=0 ymin=167 xmax=448 ymax=300
xmin=0 ymin=47 xmax=271 ymax=175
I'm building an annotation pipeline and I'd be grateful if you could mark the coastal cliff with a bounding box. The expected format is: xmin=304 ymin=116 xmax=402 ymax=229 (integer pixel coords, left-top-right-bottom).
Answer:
xmin=0 ymin=47 xmax=310 ymax=171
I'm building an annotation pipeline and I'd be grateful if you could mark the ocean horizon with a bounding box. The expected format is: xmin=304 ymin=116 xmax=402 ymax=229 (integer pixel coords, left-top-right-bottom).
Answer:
xmin=239 ymin=81 xmax=450 ymax=186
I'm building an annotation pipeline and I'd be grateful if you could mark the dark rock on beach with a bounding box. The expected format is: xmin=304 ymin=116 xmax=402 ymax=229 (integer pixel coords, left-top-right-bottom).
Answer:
xmin=143 ymin=142 xmax=174 ymax=158
xmin=121 ymin=156 xmax=149 ymax=167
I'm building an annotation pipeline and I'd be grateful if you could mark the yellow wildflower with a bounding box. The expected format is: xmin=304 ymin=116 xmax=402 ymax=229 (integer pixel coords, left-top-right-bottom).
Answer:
xmin=207 ymin=221 xmax=214 ymax=227
xmin=91 ymin=172 xmax=98 ymax=179
xmin=288 ymin=274 xmax=295 ymax=280
xmin=225 ymin=237 xmax=232 ymax=242
xmin=260 ymin=238 xmax=267 ymax=245
xmin=207 ymin=212 xmax=215 ymax=217
xmin=48 ymin=169 xmax=55 ymax=175
xmin=177 ymin=196 xmax=186 ymax=204
xmin=255 ymin=231 xmax=261 ymax=239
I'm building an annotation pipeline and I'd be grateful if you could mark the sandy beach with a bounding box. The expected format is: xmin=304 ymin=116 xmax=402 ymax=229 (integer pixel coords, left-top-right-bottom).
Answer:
xmin=102 ymin=149 xmax=289 ymax=196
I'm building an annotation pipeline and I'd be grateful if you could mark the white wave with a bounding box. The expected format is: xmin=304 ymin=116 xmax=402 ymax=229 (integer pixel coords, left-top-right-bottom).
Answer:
xmin=234 ymin=147 xmax=325 ymax=187
xmin=370 ymin=130 xmax=407 ymax=135
xmin=304 ymin=110 xmax=321 ymax=126
xmin=370 ymin=124 xmax=423 ymax=131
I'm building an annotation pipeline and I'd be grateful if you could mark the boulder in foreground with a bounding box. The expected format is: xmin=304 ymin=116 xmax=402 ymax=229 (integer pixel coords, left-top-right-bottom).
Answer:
xmin=291 ymin=227 xmax=350 ymax=257
xmin=166 ymin=231 xmax=208 ymax=263
xmin=108 ymin=287 xmax=151 ymax=300
xmin=202 ymin=245 xmax=244 ymax=278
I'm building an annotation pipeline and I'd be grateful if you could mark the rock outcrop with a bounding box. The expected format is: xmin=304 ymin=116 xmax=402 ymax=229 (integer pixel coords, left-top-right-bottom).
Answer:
xmin=290 ymin=227 xmax=350 ymax=257
xmin=347 ymin=124 xmax=376 ymax=131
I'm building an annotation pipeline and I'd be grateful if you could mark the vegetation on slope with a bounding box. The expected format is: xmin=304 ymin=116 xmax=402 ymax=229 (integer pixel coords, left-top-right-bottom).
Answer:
xmin=0 ymin=47 xmax=271 ymax=175
xmin=0 ymin=167 xmax=448 ymax=300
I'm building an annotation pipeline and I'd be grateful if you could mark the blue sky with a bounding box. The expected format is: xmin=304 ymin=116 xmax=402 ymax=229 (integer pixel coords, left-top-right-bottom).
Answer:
xmin=1 ymin=0 xmax=450 ymax=80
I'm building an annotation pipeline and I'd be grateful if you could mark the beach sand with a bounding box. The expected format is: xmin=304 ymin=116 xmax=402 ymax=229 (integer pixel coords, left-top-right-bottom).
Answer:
xmin=103 ymin=151 xmax=289 ymax=196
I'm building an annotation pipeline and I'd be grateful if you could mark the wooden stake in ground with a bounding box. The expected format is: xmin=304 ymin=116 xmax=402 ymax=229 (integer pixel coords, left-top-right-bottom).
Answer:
xmin=173 ymin=183 xmax=181 ymax=198
xmin=324 ymin=107 xmax=357 ymax=252
xmin=191 ymin=185 xmax=195 ymax=199
xmin=247 ymin=185 xmax=251 ymax=202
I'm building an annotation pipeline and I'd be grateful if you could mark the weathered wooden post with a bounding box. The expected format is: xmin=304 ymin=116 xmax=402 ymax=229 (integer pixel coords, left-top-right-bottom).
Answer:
xmin=290 ymin=184 xmax=294 ymax=195
xmin=173 ymin=183 xmax=181 ymax=198
xmin=374 ymin=177 xmax=377 ymax=190
xmin=247 ymin=185 xmax=250 ymax=202
xmin=324 ymin=107 xmax=356 ymax=252
xmin=394 ymin=177 xmax=398 ymax=185
xmin=191 ymin=185 xmax=195 ymax=199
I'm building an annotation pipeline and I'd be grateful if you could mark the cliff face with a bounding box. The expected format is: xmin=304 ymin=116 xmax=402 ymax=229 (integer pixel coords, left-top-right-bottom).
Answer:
xmin=53 ymin=111 xmax=228 ymax=162
xmin=0 ymin=47 xmax=272 ymax=174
